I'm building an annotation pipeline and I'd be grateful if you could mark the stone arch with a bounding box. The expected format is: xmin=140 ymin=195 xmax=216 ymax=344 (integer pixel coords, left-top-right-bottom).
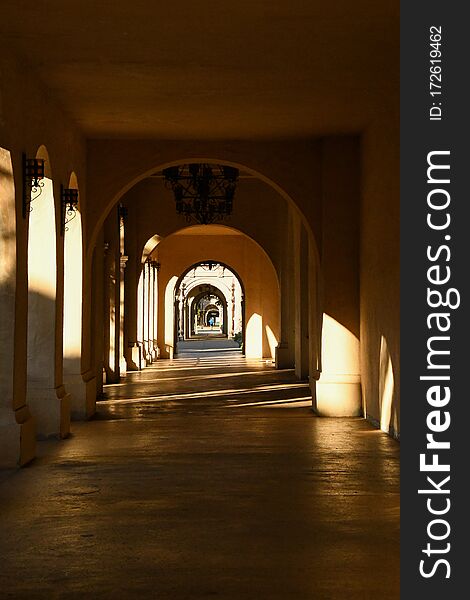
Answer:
xmin=84 ymin=155 xmax=322 ymax=407
xmin=138 ymin=224 xmax=277 ymax=361
xmin=86 ymin=155 xmax=320 ymax=264
xmin=185 ymin=284 xmax=229 ymax=338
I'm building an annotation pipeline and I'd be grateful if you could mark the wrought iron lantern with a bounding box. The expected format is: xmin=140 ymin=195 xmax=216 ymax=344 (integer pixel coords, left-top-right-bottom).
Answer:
xmin=22 ymin=153 xmax=45 ymax=218
xmin=61 ymin=186 xmax=79 ymax=234
xmin=163 ymin=163 xmax=239 ymax=225
xmin=150 ymin=259 xmax=161 ymax=272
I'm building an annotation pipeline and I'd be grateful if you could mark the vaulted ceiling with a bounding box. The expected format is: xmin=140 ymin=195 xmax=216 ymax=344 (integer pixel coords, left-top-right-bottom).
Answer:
xmin=0 ymin=1 xmax=399 ymax=139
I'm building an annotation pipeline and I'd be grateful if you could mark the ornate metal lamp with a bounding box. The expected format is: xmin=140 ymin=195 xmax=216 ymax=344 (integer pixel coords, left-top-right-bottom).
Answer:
xmin=150 ymin=259 xmax=161 ymax=272
xmin=163 ymin=164 xmax=239 ymax=224
xmin=61 ymin=185 xmax=79 ymax=234
xmin=22 ymin=153 xmax=45 ymax=218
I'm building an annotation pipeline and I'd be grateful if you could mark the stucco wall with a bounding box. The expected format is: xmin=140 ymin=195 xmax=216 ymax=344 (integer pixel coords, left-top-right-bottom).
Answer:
xmin=360 ymin=110 xmax=400 ymax=437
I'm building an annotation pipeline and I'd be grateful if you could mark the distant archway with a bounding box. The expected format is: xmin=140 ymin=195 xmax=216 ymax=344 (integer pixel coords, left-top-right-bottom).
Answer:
xmin=187 ymin=286 xmax=228 ymax=337
xmin=173 ymin=261 xmax=245 ymax=356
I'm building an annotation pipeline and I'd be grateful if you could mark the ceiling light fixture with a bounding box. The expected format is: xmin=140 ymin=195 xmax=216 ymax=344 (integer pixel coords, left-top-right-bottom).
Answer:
xmin=163 ymin=164 xmax=239 ymax=225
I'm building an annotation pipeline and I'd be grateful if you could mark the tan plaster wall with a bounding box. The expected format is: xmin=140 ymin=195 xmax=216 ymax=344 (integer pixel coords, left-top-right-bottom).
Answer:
xmin=321 ymin=137 xmax=360 ymax=338
xmin=360 ymin=110 xmax=400 ymax=437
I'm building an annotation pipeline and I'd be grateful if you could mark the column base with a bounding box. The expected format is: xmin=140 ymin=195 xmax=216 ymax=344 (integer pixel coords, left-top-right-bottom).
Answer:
xmin=312 ymin=374 xmax=362 ymax=417
xmin=67 ymin=372 xmax=97 ymax=420
xmin=27 ymin=386 xmax=71 ymax=439
xmin=275 ymin=344 xmax=295 ymax=369
xmin=0 ymin=407 xmax=36 ymax=468
xmin=126 ymin=343 xmax=142 ymax=371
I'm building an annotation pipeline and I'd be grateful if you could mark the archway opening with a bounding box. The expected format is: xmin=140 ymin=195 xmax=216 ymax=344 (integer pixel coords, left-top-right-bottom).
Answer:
xmin=173 ymin=261 xmax=244 ymax=356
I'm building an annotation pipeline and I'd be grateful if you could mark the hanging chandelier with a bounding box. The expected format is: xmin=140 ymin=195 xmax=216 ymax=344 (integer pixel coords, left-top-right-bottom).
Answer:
xmin=163 ymin=164 xmax=239 ymax=225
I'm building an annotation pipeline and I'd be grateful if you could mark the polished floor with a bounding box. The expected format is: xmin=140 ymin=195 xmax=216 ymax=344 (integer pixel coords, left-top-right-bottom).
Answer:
xmin=0 ymin=353 xmax=399 ymax=599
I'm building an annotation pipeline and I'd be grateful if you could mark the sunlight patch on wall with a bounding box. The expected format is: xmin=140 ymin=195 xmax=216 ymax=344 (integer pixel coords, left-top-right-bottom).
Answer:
xmin=27 ymin=173 xmax=57 ymax=381
xmin=165 ymin=276 xmax=178 ymax=352
xmin=265 ymin=325 xmax=278 ymax=360
xmin=316 ymin=314 xmax=361 ymax=417
xmin=27 ymin=177 xmax=56 ymax=300
xmin=63 ymin=209 xmax=83 ymax=363
xmin=137 ymin=269 xmax=144 ymax=343
xmin=379 ymin=335 xmax=394 ymax=433
xmin=0 ymin=148 xmax=15 ymax=286
xmin=320 ymin=313 xmax=360 ymax=378
xmin=246 ymin=313 xmax=262 ymax=358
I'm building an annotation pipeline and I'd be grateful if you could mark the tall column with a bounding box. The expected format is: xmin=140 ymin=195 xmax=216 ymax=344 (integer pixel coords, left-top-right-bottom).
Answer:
xmin=92 ymin=235 xmax=105 ymax=397
xmin=314 ymin=138 xmax=361 ymax=417
xmin=184 ymin=298 xmax=190 ymax=339
xmin=293 ymin=213 xmax=310 ymax=380
xmin=103 ymin=242 xmax=119 ymax=383
xmin=276 ymin=208 xmax=296 ymax=369
xmin=150 ymin=262 xmax=157 ymax=359
xmin=308 ymin=239 xmax=322 ymax=413
xmin=145 ymin=259 xmax=153 ymax=365
xmin=179 ymin=286 xmax=185 ymax=341
xmin=0 ymin=149 xmax=35 ymax=465
xmin=117 ymin=207 xmax=127 ymax=376
xmin=118 ymin=254 xmax=128 ymax=376
xmin=148 ymin=260 xmax=154 ymax=361
xmin=230 ymin=282 xmax=235 ymax=338
xmin=146 ymin=259 xmax=160 ymax=362
xmin=153 ymin=260 xmax=160 ymax=359
xmin=143 ymin=260 xmax=149 ymax=363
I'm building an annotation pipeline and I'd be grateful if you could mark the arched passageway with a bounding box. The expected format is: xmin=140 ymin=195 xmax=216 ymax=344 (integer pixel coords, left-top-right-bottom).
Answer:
xmin=84 ymin=156 xmax=322 ymax=405
xmin=149 ymin=226 xmax=279 ymax=361
xmin=187 ymin=287 xmax=227 ymax=336
xmin=173 ymin=261 xmax=243 ymax=355
xmin=0 ymin=7 xmax=401 ymax=595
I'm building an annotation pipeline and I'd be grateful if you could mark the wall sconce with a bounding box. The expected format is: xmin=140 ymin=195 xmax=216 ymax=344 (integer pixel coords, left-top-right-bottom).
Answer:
xmin=22 ymin=153 xmax=45 ymax=218
xmin=61 ymin=185 xmax=79 ymax=234
xmin=150 ymin=259 xmax=161 ymax=272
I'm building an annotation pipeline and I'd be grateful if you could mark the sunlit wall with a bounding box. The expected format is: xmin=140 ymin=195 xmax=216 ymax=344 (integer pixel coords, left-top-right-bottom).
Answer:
xmin=316 ymin=313 xmax=361 ymax=416
xmin=27 ymin=176 xmax=57 ymax=381
xmin=63 ymin=203 xmax=83 ymax=369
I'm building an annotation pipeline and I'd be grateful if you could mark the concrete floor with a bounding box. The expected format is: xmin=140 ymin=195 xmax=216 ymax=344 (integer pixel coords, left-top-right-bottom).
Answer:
xmin=0 ymin=354 xmax=399 ymax=599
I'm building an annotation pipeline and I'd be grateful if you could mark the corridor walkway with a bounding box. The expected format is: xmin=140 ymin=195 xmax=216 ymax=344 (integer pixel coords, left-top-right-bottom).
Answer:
xmin=0 ymin=356 xmax=399 ymax=599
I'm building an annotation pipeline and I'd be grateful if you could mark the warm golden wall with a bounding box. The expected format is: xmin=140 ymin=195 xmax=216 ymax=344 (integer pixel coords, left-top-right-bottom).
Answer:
xmin=360 ymin=109 xmax=400 ymax=438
